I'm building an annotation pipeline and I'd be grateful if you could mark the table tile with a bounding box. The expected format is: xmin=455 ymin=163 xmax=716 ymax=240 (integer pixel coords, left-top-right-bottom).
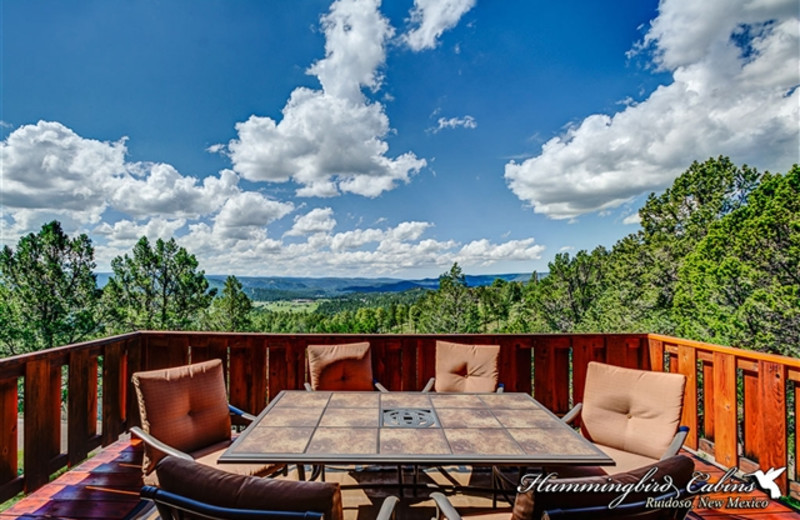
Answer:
xmin=236 ymin=426 xmax=314 ymax=454
xmin=507 ymin=428 xmax=600 ymax=456
xmin=307 ymin=427 xmax=378 ymax=455
xmin=262 ymin=407 xmax=323 ymax=426
xmin=328 ymin=392 xmax=380 ymax=408
xmin=436 ymin=408 xmax=502 ymax=428
xmin=319 ymin=407 xmax=378 ymax=427
xmin=272 ymin=391 xmax=331 ymax=408
xmin=380 ymin=393 xmax=432 ymax=408
xmin=380 ymin=429 xmax=450 ymax=455
xmin=479 ymin=393 xmax=542 ymax=409
xmin=431 ymin=394 xmax=486 ymax=408
xmin=492 ymin=409 xmax=563 ymax=429
xmin=444 ymin=428 xmax=524 ymax=455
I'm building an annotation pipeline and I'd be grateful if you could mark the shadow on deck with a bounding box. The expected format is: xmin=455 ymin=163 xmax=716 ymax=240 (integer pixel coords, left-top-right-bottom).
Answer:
xmin=1 ymin=439 xmax=797 ymax=520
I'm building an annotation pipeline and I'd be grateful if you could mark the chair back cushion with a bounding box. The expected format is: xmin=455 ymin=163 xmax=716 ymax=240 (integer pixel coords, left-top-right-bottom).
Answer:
xmin=512 ymin=454 xmax=695 ymax=520
xmin=133 ymin=359 xmax=232 ymax=473
xmin=580 ymin=362 xmax=686 ymax=460
xmin=307 ymin=342 xmax=374 ymax=391
xmin=435 ymin=341 xmax=500 ymax=392
xmin=155 ymin=455 xmax=343 ymax=520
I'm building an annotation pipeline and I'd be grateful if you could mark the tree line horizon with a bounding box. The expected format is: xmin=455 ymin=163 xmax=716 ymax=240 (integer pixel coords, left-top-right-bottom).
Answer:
xmin=1 ymin=156 xmax=798 ymax=358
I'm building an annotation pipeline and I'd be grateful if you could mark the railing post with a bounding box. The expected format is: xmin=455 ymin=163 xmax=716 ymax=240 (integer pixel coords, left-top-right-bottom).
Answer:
xmin=572 ymin=335 xmax=604 ymax=405
xmin=0 ymin=377 xmax=18 ymax=498
xmin=24 ymin=358 xmax=59 ymax=491
xmin=712 ymin=352 xmax=738 ymax=468
xmin=533 ymin=336 xmax=570 ymax=415
xmin=648 ymin=337 xmax=664 ymax=372
xmin=758 ymin=361 xmax=788 ymax=495
xmin=677 ymin=345 xmax=698 ymax=449
xmin=102 ymin=341 xmax=125 ymax=445
xmin=67 ymin=350 xmax=90 ymax=466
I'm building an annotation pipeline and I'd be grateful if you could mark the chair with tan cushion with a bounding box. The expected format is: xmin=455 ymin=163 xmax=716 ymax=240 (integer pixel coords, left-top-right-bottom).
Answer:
xmin=422 ymin=340 xmax=502 ymax=393
xmin=143 ymin=455 xmax=400 ymax=520
xmin=558 ymin=361 xmax=689 ymax=475
xmin=305 ymin=342 xmax=388 ymax=392
xmin=130 ymin=359 xmax=283 ymax=486
xmin=432 ymin=455 xmax=696 ymax=520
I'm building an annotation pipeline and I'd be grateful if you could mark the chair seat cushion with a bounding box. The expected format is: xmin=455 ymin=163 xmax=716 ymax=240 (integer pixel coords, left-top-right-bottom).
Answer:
xmin=307 ymin=342 xmax=374 ymax=391
xmin=155 ymin=456 xmax=342 ymax=520
xmin=435 ymin=341 xmax=500 ymax=393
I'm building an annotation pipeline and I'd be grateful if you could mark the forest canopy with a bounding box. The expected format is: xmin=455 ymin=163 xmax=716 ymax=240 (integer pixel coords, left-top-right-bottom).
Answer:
xmin=1 ymin=157 xmax=797 ymax=358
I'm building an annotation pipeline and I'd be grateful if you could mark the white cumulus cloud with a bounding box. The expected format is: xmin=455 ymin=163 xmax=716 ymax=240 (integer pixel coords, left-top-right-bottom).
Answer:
xmin=505 ymin=0 xmax=799 ymax=220
xmin=222 ymin=0 xmax=426 ymax=199
xmin=404 ymin=0 xmax=476 ymax=51
xmin=286 ymin=207 xmax=338 ymax=236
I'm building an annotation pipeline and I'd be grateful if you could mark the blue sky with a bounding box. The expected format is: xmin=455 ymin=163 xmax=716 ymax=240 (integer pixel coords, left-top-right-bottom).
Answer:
xmin=1 ymin=0 xmax=798 ymax=278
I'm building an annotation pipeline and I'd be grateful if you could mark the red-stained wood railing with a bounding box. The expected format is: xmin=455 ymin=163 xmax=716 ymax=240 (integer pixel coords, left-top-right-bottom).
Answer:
xmin=0 ymin=333 xmax=138 ymax=503
xmin=1 ymin=331 xmax=797 ymax=504
xmin=648 ymin=334 xmax=800 ymax=499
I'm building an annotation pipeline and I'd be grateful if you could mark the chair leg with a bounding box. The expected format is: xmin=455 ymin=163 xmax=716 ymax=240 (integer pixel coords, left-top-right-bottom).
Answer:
xmin=397 ymin=465 xmax=405 ymax=496
xmin=309 ymin=464 xmax=324 ymax=481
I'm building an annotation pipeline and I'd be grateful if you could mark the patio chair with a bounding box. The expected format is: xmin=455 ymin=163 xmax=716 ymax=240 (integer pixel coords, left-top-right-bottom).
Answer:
xmin=421 ymin=340 xmax=503 ymax=393
xmin=130 ymin=359 xmax=284 ymax=486
xmin=558 ymin=361 xmax=689 ymax=475
xmin=432 ymin=455 xmax=696 ymax=520
xmin=305 ymin=342 xmax=388 ymax=392
xmin=142 ymin=455 xmax=400 ymax=520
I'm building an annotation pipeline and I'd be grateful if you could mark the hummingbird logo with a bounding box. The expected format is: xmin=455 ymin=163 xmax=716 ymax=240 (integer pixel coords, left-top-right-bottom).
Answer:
xmin=745 ymin=467 xmax=786 ymax=499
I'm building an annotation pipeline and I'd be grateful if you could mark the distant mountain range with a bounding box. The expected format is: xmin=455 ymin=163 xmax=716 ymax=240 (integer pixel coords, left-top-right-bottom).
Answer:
xmin=96 ymin=272 xmax=537 ymax=301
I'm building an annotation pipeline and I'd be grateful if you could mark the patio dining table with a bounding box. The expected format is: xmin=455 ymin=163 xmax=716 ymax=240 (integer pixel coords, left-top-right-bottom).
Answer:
xmin=219 ymin=390 xmax=613 ymax=469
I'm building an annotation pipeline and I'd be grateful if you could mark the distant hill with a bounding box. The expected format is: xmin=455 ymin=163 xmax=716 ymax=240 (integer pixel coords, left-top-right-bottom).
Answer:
xmin=96 ymin=272 xmax=536 ymax=301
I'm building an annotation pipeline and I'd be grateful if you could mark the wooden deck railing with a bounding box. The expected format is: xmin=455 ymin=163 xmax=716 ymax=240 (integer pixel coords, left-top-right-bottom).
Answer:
xmin=0 ymin=332 xmax=797 ymax=504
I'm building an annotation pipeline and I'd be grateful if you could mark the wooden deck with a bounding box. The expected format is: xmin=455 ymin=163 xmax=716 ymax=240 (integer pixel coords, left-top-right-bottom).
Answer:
xmin=1 ymin=440 xmax=797 ymax=519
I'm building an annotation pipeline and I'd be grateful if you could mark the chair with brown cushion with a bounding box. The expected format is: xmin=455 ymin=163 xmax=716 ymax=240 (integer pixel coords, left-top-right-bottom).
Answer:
xmin=432 ymin=455 xmax=697 ymax=520
xmin=130 ymin=359 xmax=283 ymax=486
xmin=421 ymin=340 xmax=502 ymax=393
xmin=143 ymin=455 xmax=400 ymax=520
xmin=558 ymin=361 xmax=689 ymax=475
xmin=305 ymin=342 xmax=388 ymax=392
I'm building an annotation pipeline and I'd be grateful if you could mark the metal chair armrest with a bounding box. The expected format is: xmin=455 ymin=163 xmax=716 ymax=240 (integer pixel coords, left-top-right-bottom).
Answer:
xmin=374 ymin=380 xmax=389 ymax=393
xmin=430 ymin=492 xmax=463 ymax=520
xmin=375 ymin=495 xmax=400 ymax=520
xmin=228 ymin=404 xmax=257 ymax=422
xmin=661 ymin=426 xmax=690 ymax=459
xmin=421 ymin=377 xmax=435 ymax=393
xmin=141 ymin=485 xmax=324 ymax=520
xmin=130 ymin=427 xmax=193 ymax=462
xmin=561 ymin=403 xmax=582 ymax=425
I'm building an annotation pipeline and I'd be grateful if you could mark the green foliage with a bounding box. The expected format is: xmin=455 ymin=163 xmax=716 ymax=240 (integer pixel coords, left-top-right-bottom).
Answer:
xmin=674 ymin=166 xmax=800 ymax=357
xmin=0 ymin=221 xmax=101 ymax=355
xmin=2 ymin=157 xmax=795 ymax=361
xmin=417 ymin=263 xmax=481 ymax=333
xmin=517 ymin=157 xmax=797 ymax=357
xmin=203 ymin=276 xmax=253 ymax=331
xmin=103 ymin=237 xmax=216 ymax=332
xmin=525 ymin=248 xmax=609 ymax=332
